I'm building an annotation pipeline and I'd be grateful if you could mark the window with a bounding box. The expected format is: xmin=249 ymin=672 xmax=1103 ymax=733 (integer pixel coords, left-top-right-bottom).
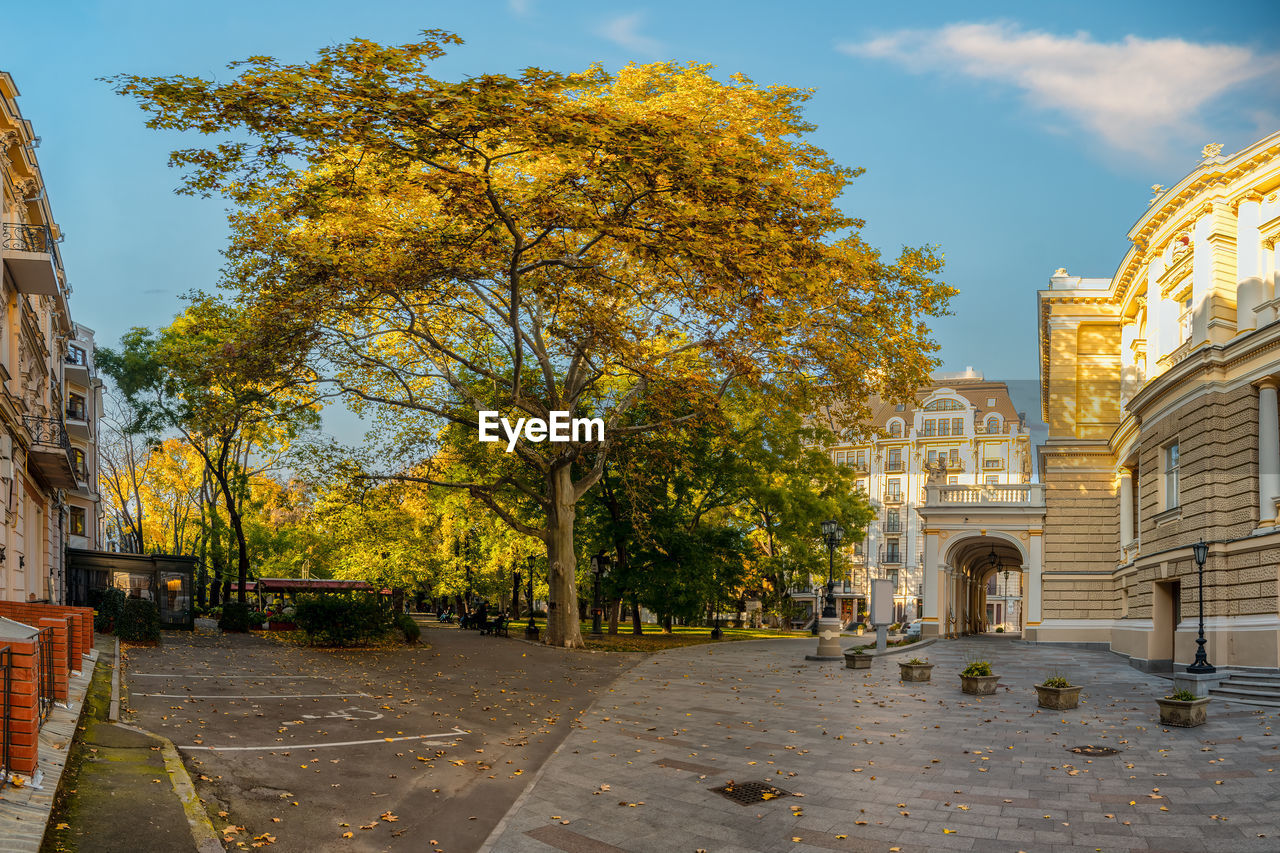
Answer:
xmin=885 ymin=478 xmax=901 ymax=501
xmin=985 ymin=475 xmax=999 ymax=486
xmin=938 ymin=418 xmax=950 ymax=437
xmin=885 ymin=539 xmax=900 ymax=563
xmin=887 ymin=420 xmax=903 ymax=438
xmin=923 ymin=419 xmax=936 ymax=437
xmin=887 ymin=448 xmax=903 ymax=472
xmin=69 ymin=506 xmax=86 ymax=537
xmin=985 ymin=415 xmax=1000 ymax=433
xmin=854 ymin=478 xmax=867 ymax=493
xmin=947 ymin=476 xmax=959 ymax=485
xmin=73 ymin=448 xmax=87 ymax=479
xmin=1179 ymin=296 xmax=1193 ymax=343
xmin=833 ymin=450 xmax=849 ymax=466
xmin=895 ymin=404 xmax=905 ymax=412
xmin=67 ymin=394 xmax=87 ymax=421
xmin=1164 ymin=442 xmax=1180 ymax=509
xmin=927 ymin=449 xmax=938 ymax=464
xmin=66 ymin=345 xmax=87 ymax=367
xmin=885 ymin=509 xmax=900 ymax=533
xmin=923 ymin=398 xmax=964 ymax=411
xmin=948 ymin=448 xmax=960 ymax=465
xmin=952 ymin=417 xmax=965 ymax=435
xmin=853 ymin=541 xmax=863 ymax=557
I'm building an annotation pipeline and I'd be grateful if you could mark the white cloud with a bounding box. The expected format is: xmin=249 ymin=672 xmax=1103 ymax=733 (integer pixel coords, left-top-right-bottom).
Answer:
xmin=840 ymin=22 xmax=1277 ymax=156
xmin=596 ymin=12 xmax=662 ymax=56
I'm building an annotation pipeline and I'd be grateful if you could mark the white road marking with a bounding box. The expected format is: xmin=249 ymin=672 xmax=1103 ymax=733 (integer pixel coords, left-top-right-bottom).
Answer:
xmin=138 ymin=692 xmax=371 ymax=699
xmin=180 ymin=728 xmax=469 ymax=752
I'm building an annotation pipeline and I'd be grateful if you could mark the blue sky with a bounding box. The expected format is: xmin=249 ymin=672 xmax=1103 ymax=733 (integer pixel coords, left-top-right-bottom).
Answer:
xmin=6 ymin=0 xmax=1278 ymax=430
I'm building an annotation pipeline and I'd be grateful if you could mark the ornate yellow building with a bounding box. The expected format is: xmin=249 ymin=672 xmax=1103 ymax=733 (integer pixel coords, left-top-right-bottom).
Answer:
xmin=1 ymin=72 xmax=101 ymax=605
xmin=1036 ymin=133 xmax=1280 ymax=671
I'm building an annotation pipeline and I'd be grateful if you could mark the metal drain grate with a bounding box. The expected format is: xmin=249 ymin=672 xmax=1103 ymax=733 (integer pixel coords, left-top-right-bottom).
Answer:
xmin=710 ymin=781 xmax=792 ymax=806
xmin=1067 ymin=745 xmax=1119 ymax=756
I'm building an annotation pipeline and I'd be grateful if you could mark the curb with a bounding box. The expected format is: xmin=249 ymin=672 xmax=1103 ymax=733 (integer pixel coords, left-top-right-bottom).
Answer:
xmin=844 ymin=637 xmax=937 ymax=658
xmin=116 ymin=722 xmax=225 ymax=853
xmin=109 ymin=636 xmax=120 ymax=722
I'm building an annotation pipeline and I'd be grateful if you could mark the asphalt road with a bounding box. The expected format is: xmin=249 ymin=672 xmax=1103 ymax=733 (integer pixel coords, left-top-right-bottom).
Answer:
xmin=122 ymin=619 xmax=638 ymax=853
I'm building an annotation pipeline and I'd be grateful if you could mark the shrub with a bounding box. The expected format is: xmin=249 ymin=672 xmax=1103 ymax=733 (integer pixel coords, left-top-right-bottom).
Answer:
xmin=219 ymin=602 xmax=253 ymax=633
xmin=960 ymin=661 xmax=993 ymax=677
xmin=397 ymin=613 xmax=421 ymax=644
xmin=995 ymin=626 xmax=1005 ymax=633
xmin=116 ymin=598 xmax=161 ymax=642
xmin=1041 ymin=674 xmax=1073 ymax=688
xmin=95 ymin=588 xmax=127 ymax=634
xmin=905 ymin=657 xmax=928 ymax=666
xmin=1166 ymin=689 xmax=1198 ymax=702
xmin=294 ymin=594 xmax=393 ymax=646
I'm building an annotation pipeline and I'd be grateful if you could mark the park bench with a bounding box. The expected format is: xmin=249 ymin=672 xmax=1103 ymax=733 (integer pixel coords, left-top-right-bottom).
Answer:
xmin=482 ymin=616 xmax=510 ymax=637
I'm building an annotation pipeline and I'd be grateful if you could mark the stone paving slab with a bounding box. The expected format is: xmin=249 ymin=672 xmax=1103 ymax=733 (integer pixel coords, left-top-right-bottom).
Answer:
xmin=482 ymin=636 xmax=1280 ymax=853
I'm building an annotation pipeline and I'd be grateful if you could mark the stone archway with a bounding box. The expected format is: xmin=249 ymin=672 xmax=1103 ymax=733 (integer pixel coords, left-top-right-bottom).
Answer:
xmin=917 ymin=483 xmax=1046 ymax=639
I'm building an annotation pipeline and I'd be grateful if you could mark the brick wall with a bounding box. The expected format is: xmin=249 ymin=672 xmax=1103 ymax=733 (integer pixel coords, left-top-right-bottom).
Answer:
xmin=0 ymin=601 xmax=93 ymax=668
xmin=0 ymin=637 xmax=40 ymax=775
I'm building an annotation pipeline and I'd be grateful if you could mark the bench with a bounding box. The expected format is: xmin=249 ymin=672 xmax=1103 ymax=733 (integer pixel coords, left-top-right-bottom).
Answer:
xmin=482 ymin=616 xmax=510 ymax=637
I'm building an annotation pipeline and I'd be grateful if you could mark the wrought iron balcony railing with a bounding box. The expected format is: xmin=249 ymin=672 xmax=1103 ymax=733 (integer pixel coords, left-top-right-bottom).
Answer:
xmin=25 ymin=415 xmax=75 ymax=465
xmin=2 ymin=223 xmax=62 ymax=270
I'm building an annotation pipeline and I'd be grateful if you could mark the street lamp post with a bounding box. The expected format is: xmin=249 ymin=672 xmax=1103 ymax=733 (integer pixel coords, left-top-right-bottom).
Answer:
xmin=1187 ymin=539 xmax=1215 ymax=673
xmin=524 ymin=555 xmax=539 ymax=641
xmin=590 ymin=552 xmax=609 ymax=637
xmin=807 ymin=518 xmax=844 ymax=660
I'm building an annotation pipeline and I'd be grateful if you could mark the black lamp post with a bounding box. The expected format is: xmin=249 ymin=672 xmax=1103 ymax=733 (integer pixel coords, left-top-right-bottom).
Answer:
xmin=820 ymin=518 xmax=843 ymax=618
xmin=1187 ymin=539 xmax=1215 ymax=673
xmin=590 ymin=552 xmax=609 ymax=637
xmin=525 ymin=555 xmax=539 ymax=641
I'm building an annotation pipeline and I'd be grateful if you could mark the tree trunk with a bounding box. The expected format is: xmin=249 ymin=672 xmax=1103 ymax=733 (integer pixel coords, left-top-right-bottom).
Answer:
xmin=512 ymin=571 xmax=522 ymax=620
xmin=607 ymin=598 xmax=620 ymax=635
xmin=545 ymin=464 xmax=583 ymax=648
xmin=631 ymin=594 xmax=643 ymax=635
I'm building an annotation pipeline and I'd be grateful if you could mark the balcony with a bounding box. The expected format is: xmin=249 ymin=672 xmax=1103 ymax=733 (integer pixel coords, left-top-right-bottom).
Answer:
xmin=983 ymin=458 xmax=1004 ymax=470
xmin=65 ymin=347 xmax=90 ymax=386
xmin=882 ymin=490 xmax=904 ymax=504
xmin=925 ymin=483 xmax=1045 ymax=506
xmin=24 ymin=416 xmax=79 ymax=489
xmin=885 ymin=461 xmax=905 ymax=473
xmin=2 ymin=223 xmax=62 ymax=296
xmin=65 ymin=404 xmax=90 ymax=439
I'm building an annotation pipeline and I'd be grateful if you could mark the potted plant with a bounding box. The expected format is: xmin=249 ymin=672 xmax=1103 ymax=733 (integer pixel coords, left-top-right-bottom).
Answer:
xmin=844 ymin=647 xmax=872 ymax=669
xmin=1034 ymin=674 xmax=1082 ymax=710
xmin=899 ymin=657 xmax=933 ymax=682
xmin=1156 ymin=688 xmax=1210 ymax=727
xmin=959 ymin=660 xmax=1000 ymax=695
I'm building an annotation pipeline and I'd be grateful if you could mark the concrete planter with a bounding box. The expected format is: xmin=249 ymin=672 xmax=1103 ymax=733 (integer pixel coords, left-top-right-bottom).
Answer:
xmin=1035 ymin=684 xmax=1081 ymax=710
xmin=844 ymin=652 xmax=872 ymax=670
xmin=1156 ymin=696 xmax=1210 ymax=727
xmin=959 ymin=674 xmax=1000 ymax=695
xmin=898 ymin=662 xmax=934 ymax=682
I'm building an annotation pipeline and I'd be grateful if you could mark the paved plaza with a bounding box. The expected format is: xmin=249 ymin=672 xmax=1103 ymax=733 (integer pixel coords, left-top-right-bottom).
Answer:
xmin=482 ymin=636 xmax=1280 ymax=853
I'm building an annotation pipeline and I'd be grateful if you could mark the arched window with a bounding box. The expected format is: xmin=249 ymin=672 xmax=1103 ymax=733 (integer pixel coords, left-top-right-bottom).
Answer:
xmin=923 ymin=398 xmax=965 ymax=412
xmin=887 ymin=419 xmax=903 ymax=438
xmin=985 ymin=415 xmax=1001 ymax=434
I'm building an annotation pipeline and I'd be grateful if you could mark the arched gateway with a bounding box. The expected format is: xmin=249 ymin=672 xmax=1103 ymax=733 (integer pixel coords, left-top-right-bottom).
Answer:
xmin=917 ymin=483 xmax=1047 ymax=639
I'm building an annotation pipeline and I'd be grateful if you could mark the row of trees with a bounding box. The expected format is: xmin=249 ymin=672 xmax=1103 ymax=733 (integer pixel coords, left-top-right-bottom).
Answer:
xmin=100 ymin=31 xmax=953 ymax=645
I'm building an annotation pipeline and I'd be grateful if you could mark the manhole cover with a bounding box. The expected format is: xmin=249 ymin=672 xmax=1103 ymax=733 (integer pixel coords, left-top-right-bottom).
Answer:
xmin=1067 ymin=745 xmax=1119 ymax=756
xmin=710 ymin=781 xmax=792 ymax=806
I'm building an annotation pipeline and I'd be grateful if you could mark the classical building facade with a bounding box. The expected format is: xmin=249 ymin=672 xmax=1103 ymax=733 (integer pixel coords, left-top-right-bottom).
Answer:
xmin=1035 ymin=133 xmax=1280 ymax=669
xmin=814 ymin=373 xmax=1033 ymax=627
xmin=0 ymin=71 xmax=100 ymax=605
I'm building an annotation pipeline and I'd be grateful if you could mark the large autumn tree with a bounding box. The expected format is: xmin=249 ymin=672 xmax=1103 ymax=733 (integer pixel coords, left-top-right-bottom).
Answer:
xmin=110 ymin=32 xmax=953 ymax=646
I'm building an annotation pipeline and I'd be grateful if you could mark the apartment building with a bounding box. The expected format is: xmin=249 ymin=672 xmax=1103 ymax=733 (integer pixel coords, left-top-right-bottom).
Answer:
xmin=815 ymin=373 xmax=1033 ymax=625
xmin=0 ymin=72 xmax=100 ymax=605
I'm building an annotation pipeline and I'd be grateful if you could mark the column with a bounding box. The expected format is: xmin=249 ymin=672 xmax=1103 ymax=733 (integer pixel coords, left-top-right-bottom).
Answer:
xmin=922 ymin=530 xmax=939 ymax=637
xmin=1026 ymin=532 xmax=1043 ymax=629
xmin=1119 ymin=468 xmax=1134 ymax=550
xmin=1259 ymin=378 xmax=1280 ymax=525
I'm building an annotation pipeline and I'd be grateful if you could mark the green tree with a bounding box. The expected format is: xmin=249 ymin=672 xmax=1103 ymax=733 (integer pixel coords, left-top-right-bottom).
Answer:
xmin=98 ymin=298 xmax=319 ymax=603
xmin=110 ymin=33 xmax=952 ymax=646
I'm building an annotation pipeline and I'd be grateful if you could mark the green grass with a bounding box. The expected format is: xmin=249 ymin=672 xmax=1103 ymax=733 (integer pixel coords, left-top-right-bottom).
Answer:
xmin=426 ymin=613 xmax=807 ymax=652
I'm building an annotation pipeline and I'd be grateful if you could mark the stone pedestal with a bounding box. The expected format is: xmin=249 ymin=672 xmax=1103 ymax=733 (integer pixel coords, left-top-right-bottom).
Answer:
xmin=1173 ymin=671 xmax=1224 ymax=698
xmin=805 ymin=616 xmax=844 ymax=661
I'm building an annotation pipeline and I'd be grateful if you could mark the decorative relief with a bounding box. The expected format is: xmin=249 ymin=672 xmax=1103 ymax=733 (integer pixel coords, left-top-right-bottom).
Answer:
xmin=1201 ymin=142 xmax=1224 ymax=161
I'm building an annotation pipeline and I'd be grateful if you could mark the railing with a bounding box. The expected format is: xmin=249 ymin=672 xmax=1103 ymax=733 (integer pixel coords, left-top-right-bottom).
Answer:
xmin=983 ymin=459 xmax=1004 ymax=469
xmin=36 ymin=628 xmax=54 ymax=724
xmin=925 ymin=483 xmax=1045 ymax=506
xmin=883 ymin=522 xmax=901 ymax=533
xmin=1 ymin=222 xmax=61 ymax=270
xmin=882 ymin=490 xmax=903 ymax=503
xmin=0 ymin=645 xmax=10 ymax=789
xmin=24 ymin=415 xmax=76 ymax=470
xmin=885 ymin=462 xmax=905 ymax=473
